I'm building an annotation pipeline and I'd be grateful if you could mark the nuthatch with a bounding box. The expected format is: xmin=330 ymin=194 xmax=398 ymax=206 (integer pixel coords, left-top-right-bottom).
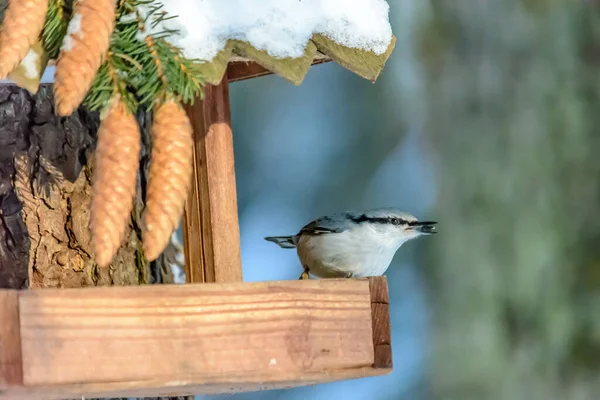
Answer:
xmin=265 ymin=208 xmax=437 ymax=280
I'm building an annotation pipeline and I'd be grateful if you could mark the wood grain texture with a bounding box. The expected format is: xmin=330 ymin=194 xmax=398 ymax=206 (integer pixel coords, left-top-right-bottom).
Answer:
xmin=1 ymin=367 xmax=386 ymax=400
xmin=0 ymin=291 xmax=22 ymax=389
xmin=0 ymin=277 xmax=392 ymax=398
xmin=182 ymin=77 xmax=242 ymax=283
xmin=368 ymin=277 xmax=392 ymax=369
xmin=227 ymin=57 xmax=332 ymax=83
xmin=14 ymin=279 xmax=384 ymax=396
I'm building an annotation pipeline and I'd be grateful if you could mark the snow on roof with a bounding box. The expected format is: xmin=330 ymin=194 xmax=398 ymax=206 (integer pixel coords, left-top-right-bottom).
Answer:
xmin=138 ymin=0 xmax=394 ymax=62
xmin=1 ymin=0 xmax=395 ymax=90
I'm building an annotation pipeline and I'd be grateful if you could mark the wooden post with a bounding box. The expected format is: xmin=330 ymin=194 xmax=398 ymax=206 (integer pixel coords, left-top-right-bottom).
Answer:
xmin=182 ymin=77 xmax=243 ymax=283
xmin=180 ymin=60 xmax=334 ymax=284
xmin=369 ymin=277 xmax=392 ymax=369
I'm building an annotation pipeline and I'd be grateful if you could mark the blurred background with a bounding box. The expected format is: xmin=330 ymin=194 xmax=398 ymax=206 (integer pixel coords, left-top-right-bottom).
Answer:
xmin=182 ymin=1 xmax=600 ymax=399
xmin=7 ymin=0 xmax=600 ymax=398
xmin=25 ymin=0 xmax=600 ymax=398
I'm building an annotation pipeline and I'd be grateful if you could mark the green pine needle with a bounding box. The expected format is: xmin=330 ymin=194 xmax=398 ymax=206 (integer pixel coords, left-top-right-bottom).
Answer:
xmin=0 ymin=1 xmax=6 ymax=23
xmin=41 ymin=0 xmax=70 ymax=58
xmin=81 ymin=0 xmax=205 ymax=115
xmin=161 ymin=42 xmax=204 ymax=105
xmin=83 ymin=16 xmax=141 ymax=114
xmin=0 ymin=0 xmax=205 ymax=115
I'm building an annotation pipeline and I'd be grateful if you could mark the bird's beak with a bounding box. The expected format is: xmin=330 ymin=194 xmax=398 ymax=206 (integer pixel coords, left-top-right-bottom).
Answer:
xmin=411 ymin=221 xmax=437 ymax=235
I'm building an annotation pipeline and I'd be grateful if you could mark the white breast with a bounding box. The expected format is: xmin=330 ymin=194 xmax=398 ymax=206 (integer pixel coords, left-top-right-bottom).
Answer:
xmin=295 ymin=224 xmax=405 ymax=278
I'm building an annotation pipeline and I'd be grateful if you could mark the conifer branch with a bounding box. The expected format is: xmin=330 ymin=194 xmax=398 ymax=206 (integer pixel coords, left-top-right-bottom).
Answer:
xmin=81 ymin=0 xmax=205 ymax=114
xmin=41 ymin=0 xmax=70 ymax=58
xmin=82 ymin=14 xmax=141 ymax=114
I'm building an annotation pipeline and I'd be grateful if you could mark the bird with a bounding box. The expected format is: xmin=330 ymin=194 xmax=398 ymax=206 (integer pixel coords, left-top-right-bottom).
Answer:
xmin=264 ymin=207 xmax=437 ymax=280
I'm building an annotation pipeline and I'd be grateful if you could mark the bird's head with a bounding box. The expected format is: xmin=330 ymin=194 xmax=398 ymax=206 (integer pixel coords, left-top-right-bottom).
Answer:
xmin=353 ymin=208 xmax=437 ymax=246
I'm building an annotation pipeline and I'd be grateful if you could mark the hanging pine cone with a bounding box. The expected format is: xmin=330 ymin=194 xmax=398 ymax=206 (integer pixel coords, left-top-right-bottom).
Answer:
xmin=0 ymin=0 xmax=49 ymax=80
xmin=90 ymin=98 xmax=141 ymax=267
xmin=54 ymin=0 xmax=116 ymax=117
xmin=142 ymin=100 xmax=193 ymax=262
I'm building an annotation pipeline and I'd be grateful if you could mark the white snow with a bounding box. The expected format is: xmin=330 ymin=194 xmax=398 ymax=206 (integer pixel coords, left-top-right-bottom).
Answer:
xmin=22 ymin=48 xmax=40 ymax=79
xmin=137 ymin=0 xmax=393 ymax=62
xmin=61 ymin=13 xmax=83 ymax=52
xmin=119 ymin=12 xmax=137 ymax=24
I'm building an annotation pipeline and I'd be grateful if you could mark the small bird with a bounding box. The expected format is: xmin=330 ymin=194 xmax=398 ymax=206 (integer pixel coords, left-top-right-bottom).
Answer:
xmin=265 ymin=208 xmax=437 ymax=280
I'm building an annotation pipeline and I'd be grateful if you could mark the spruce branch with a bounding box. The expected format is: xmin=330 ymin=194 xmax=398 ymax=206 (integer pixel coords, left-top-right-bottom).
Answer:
xmin=51 ymin=0 xmax=206 ymax=114
xmin=135 ymin=4 xmax=205 ymax=107
xmin=142 ymin=35 xmax=168 ymax=106
xmin=158 ymin=41 xmax=205 ymax=105
xmin=83 ymin=16 xmax=141 ymax=114
xmin=41 ymin=0 xmax=69 ymax=58
xmin=123 ymin=3 xmax=205 ymax=110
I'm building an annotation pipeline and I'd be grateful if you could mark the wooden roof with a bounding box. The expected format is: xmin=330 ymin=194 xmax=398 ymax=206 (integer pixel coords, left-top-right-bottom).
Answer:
xmin=5 ymin=33 xmax=396 ymax=95
xmin=198 ymin=35 xmax=397 ymax=85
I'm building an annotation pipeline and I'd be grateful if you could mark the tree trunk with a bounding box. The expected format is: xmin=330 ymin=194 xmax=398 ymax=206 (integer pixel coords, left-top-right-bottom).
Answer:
xmin=0 ymin=84 xmax=177 ymax=289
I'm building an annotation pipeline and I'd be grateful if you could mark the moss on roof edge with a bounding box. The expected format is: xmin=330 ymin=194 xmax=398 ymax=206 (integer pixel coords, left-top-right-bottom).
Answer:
xmin=199 ymin=34 xmax=397 ymax=85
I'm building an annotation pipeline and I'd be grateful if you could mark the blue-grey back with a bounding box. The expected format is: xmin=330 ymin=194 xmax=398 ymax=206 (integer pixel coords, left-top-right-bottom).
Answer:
xmin=299 ymin=212 xmax=359 ymax=235
xmin=298 ymin=207 xmax=417 ymax=236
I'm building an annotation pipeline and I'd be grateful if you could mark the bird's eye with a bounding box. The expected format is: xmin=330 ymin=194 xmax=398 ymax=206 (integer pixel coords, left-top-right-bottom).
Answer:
xmin=391 ymin=218 xmax=400 ymax=225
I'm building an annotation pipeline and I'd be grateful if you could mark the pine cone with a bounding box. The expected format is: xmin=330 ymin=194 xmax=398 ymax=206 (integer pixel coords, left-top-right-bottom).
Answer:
xmin=142 ymin=100 xmax=194 ymax=262
xmin=90 ymin=99 xmax=141 ymax=267
xmin=0 ymin=0 xmax=49 ymax=80
xmin=54 ymin=0 xmax=116 ymax=117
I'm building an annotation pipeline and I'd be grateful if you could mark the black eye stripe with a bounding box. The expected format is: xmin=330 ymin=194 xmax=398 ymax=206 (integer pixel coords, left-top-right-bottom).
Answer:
xmin=351 ymin=214 xmax=409 ymax=225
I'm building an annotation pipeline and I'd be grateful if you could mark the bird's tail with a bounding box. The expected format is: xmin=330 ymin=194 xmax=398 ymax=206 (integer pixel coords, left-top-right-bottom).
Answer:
xmin=264 ymin=236 xmax=296 ymax=249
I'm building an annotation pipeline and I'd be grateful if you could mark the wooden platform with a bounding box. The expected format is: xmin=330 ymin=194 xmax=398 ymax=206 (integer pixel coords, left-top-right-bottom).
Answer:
xmin=0 ymin=277 xmax=392 ymax=399
xmin=0 ymin=32 xmax=395 ymax=399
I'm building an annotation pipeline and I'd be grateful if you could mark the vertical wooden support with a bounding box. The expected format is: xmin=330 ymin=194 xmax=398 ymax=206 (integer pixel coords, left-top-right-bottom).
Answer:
xmin=368 ymin=277 xmax=392 ymax=369
xmin=0 ymin=291 xmax=22 ymax=390
xmin=182 ymin=77 xmax=243 ymax=283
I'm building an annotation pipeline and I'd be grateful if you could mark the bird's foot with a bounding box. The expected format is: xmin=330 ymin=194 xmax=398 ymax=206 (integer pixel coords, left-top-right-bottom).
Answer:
xmin=299 ymin=268 xmax=310 ymax=280
xmin=344 ymin=272 xmax=354 ymax=279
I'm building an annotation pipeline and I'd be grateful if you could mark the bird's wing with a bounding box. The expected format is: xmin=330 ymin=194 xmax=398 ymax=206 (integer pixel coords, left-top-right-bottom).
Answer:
xmin=299 ymin=212 xmax=358 ymax=236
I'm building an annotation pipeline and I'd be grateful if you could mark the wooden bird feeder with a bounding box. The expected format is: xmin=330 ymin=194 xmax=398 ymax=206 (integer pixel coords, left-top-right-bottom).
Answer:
xmin=0 ymin=30 xmax=396 ymax=399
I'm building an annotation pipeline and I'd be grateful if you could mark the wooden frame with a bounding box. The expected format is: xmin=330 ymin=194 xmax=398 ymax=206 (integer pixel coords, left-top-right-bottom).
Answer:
xmin=227 ymin=57 xmax=332 ymax=83
xmin=181 ymin=59 xmax=332 ymax=284
xmin=0 ymin=60 xmax=393 ymax=398
xmin=0 ymin=277 xmax=391 ymax=399
xmin=182 ymin=76 xmax=243 ymax=284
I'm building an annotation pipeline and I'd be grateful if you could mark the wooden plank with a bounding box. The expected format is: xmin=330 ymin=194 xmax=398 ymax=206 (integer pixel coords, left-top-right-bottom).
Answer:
xmin=18 ymin=279 xmax=374 ymax=385
xmin=0 ymin=291 xmax=23 ymax=389
xmin=182 ymin=77 xmax=243 ymax=283
xmin=368 ymin=277 xmax=392 ymax=369
xmin=2 ymin=278 xmax=392 ymax=399
xmin=227 ymin=61 xmax=277 ymax=82
xmin=1 ymin=368 xmax=387 ymax=400
xmin=227 ymin=57 xmax=332 ymax=83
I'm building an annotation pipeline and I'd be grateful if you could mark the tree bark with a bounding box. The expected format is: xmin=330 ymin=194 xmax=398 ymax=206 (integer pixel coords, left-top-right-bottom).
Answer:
xmin=0 ymin=84 xmax=177 ymax=289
